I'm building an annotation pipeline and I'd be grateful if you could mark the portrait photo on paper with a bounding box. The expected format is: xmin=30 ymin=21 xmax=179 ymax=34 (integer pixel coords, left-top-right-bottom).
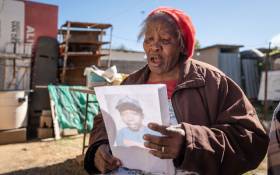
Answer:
xmin=104 ymin=94 xmax=159 ymax=148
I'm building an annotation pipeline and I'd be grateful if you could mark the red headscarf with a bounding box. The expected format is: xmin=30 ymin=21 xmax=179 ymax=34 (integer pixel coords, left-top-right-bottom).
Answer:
xmin=149 ymin=7 xmax=196 ymax=60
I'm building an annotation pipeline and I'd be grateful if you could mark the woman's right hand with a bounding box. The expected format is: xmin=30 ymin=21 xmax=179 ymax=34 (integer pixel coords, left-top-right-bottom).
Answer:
xmin=94 ymin=144 xmax=122 ymax=173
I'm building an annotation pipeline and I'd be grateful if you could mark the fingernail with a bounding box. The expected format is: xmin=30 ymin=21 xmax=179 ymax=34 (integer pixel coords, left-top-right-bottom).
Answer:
xmin=143 ymin=135 xmax=147 ymax=139
xmin=148 ymin=123 xmax=153 ymax=128
xmin=116 ymin=160 xmax=120 ymax=166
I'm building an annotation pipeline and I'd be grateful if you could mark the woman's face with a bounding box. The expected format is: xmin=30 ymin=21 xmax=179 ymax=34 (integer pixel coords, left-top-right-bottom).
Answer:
xmin=143 ymin=16 xmax=182 ymax=75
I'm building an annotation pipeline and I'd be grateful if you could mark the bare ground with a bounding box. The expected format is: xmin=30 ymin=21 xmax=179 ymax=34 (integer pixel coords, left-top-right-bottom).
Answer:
xmin=0 ymin=135 xmax=88 ymax=175
xmin=0 ymin=134 xmax=267 ymax=175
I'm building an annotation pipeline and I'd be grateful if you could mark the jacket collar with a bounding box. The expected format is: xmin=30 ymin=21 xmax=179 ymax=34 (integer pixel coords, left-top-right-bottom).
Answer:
xmin=176 ymin=59 xmax=205 ymax=89
xmin=134 ymin=59 xmax=205 ymax=89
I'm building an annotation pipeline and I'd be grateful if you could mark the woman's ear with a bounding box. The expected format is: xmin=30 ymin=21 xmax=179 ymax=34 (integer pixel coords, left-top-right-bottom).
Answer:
xmin=180 ymin=43 xmax=186 ymax=54
xmin=180 ymin=48 xmax=185 ymax=55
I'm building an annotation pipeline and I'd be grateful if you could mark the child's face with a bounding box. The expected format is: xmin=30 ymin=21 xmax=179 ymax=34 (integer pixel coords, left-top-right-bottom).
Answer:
xmin=120 ymin=109 xmax=143 ymax=131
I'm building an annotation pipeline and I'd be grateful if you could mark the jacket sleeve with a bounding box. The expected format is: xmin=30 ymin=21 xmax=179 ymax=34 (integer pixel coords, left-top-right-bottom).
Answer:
xmin=84 ymin=113 xmax=109 ymax=174
xmin=267 ymin=102 xmax=280 ymax=174
xmin=174 ymin=75 xmax=269 ymax=175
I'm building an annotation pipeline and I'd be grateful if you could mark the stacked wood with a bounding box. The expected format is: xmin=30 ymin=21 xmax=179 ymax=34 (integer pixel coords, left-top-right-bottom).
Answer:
xmin=37 ymin=110 xmax=54 ymax=139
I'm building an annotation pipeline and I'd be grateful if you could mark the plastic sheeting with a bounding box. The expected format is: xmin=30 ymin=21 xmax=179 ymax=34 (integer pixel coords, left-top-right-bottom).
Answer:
xmin=48 ymin=85 xmax=99 ymax=133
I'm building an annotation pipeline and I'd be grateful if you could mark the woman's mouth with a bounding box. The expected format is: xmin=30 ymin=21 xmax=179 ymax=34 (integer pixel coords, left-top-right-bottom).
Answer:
xmin=150 ymin=56 xmax=161 ymax=66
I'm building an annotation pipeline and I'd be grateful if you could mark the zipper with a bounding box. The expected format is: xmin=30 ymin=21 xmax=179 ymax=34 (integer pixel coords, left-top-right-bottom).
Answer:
xmin=171 ymin=84 xmax=187 ymax=123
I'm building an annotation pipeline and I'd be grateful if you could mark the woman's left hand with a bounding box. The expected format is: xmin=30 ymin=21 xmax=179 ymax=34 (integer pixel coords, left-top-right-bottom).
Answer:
xmin=143 ymin=123 xmax=185 ymax=159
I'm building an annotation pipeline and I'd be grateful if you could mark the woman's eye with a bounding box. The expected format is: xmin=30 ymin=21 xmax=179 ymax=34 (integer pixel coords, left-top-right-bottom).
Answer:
xmin=161 ymin=39 xmax=171 ymax=45
xmin=144 ymin=37 xmax=153 ymax=44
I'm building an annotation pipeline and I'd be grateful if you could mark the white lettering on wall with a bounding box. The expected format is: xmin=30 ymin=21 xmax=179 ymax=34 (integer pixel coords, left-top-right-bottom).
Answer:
xmin=26 ymin=25 xmax=35 ymax=44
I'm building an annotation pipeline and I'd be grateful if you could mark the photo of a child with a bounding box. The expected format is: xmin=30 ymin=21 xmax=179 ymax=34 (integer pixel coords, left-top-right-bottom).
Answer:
xmin=115 ymin=96 xmax=150 ymax=147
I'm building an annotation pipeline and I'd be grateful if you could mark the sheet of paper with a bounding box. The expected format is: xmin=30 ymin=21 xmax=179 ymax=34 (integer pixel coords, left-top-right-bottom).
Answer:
xmin=95 ymin=84 xmax=174 ymax=174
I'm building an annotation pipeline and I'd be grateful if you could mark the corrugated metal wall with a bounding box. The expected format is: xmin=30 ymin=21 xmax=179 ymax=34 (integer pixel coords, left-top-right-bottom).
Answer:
xmin=242 ymin=59 xmax=260 ymax=99
xmin=218 ymin=53 xmax=241 ymax=86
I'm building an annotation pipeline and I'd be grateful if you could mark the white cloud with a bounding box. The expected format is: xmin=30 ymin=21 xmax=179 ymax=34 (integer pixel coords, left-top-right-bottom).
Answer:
xmin=271 ymin=33 xmax=280 ymax=48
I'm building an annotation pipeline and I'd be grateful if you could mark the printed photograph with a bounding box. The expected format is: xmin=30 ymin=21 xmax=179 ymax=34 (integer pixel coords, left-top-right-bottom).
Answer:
xmin=105 ymin=94 xmax=160 ymax=147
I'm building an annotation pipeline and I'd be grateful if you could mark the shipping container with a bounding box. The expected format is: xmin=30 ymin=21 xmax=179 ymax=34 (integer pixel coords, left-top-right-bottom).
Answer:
xmin=24 ymin=1 xmax=58 ymax=49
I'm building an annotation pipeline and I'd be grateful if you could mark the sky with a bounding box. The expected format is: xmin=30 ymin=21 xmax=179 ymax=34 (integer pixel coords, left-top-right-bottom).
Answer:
xmin=33 ymin=0 xmax=280 ymax=52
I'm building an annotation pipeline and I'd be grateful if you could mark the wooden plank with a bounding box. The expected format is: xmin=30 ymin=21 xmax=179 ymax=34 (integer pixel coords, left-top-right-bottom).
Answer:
xmin=50 ymin=100 xmax=61 ymax=140
xmin=58 ymin=29 xmax=104 ymax=35
xmin=62 ymin=128 xmax=78 ymax=136
xmin=62 ymin=21 xmax=112 ymax=29
xmin=64 ymin=33 xmax=99 ymax=43
xmin=61 ymin=52 xmax=108 ymax=57
xmin=0 ymin=53 xmax=31 ymax=60
xmin=63 ymin=79 xmax=86 ymax=86
xmin=61 ymin=21 xmax=71 ymax=83
xmin=68 ymin=57 xmax=100 ymax=67
xmin=61 ymin=41 xmax=110 ymax=45
xmin=0 ymin=128 xmax=26 ymax=145
xmin=37 ymin=128 xmax=54 ymax=139
xmin=61 ymin=67 xmax=88 ymax=85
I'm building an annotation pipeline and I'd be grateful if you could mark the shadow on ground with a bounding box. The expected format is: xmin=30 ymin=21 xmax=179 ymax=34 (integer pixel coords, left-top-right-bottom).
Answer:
xmin=2 ymin=158 xmax=88 ymax=175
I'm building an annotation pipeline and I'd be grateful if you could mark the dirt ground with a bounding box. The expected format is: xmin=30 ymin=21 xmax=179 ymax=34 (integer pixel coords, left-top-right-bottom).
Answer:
xmin=0 ymin=134 xmax=267 ymax=175
xmin=0 ymin=135 xmax=88 ymax=175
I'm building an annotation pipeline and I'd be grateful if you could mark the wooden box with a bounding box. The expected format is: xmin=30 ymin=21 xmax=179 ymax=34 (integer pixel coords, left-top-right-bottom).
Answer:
xmin=39 ymin=115 xmax=53 ymax=128
xmin=0 ymin=128 xmax=26 ymax=145
xmin=37 ymin=128 xmax=54 ymax=139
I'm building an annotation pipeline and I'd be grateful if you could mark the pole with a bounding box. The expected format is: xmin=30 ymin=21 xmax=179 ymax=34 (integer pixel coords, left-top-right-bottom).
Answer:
xmin=82 ymin=93 xmax=89 ymax=155
xmin=264 ymin=42 xmax=271 ymax=119
xmin=107 ymin=26 xmax=113 ymax=68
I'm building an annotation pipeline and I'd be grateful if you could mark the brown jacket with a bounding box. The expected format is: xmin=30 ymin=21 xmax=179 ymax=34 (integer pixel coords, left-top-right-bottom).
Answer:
xmin=268 ymin=102 xmax=280 ymax=174
xmin=85 ymin=59 xmax=269 ymax=175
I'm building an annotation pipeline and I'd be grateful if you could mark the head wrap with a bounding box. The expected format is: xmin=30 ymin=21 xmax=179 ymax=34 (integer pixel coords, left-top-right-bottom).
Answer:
xmin=149 ymin=7 xmax=196 ymax=60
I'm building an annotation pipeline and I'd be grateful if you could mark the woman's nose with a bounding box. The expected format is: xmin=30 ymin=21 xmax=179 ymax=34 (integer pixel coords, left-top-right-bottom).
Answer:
xmin=150 ymin=40 xmax=161 ymax=52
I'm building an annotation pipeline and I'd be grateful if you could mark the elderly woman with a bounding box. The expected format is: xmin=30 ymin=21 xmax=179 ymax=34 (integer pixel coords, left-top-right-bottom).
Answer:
xmin=84 ymin=7 xmax=268 ymax=175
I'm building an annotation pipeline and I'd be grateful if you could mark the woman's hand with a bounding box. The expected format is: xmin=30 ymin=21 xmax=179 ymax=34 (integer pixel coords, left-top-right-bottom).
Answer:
xmin=94 ymin=144 xmax=121 ymax=173
xmin=143 ymin=123 xmax=185 ymax=159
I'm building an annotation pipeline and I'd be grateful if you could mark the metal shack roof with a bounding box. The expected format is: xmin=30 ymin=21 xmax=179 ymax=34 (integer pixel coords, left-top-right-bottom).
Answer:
xmin=197 ymin=44 xmax=244 ymax=51
xmin=240 ymin=49 xmax=265 ymax=59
